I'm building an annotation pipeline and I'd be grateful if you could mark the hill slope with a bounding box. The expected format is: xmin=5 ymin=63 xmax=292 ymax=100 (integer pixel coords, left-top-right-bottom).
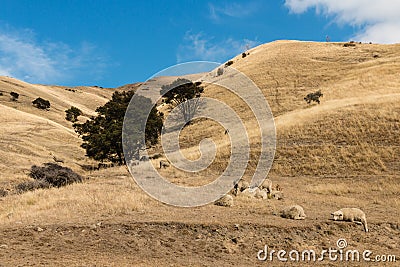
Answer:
xmin=195 ymin=40 xmax=400 ymax=178
xmin=0 ymin=77 xmax=115 ymax=187
xmin=0 ymin=41 xmax=399 ymax=266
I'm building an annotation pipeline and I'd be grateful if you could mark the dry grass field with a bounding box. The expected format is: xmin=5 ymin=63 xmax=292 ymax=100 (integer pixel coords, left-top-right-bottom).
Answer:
xmin=0 ymin=41 xmax=399 ymax=266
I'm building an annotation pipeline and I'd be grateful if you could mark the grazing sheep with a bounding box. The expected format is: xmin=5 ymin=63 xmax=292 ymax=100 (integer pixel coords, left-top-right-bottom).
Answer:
xmin=255 ymin=189 xmax=268 ymax=199
xmin=238 ymin=180 xmax=249 ymax=191
xmin=268 ymin=190 xmax=284 ymax=200
xmin=230 ymin=187 xmax=239 ymax=196
xmin=140 ymin=155 xmax=149 ymax=161
xmin=214 ymin=194 xmax=233 ymax=207
xmin=241 ymin=187 xmax=259 ymax=198
xmin=52 ymin=156 xmax=64 ymax=164
xmin=129 ymin=159 xmax=139 ymax=166
xmin=260 ymin=179 xmax=272 ymax=193
xmin=331 ymin=208 xmax=368 ymax=232
xmin=281 ymin=205 xmax=306 ymax=220
xmin=159 ymin=160 xmax=170 ymax=169
xmin=50 ymin=152 xmax=64 ymax=164
xmin=233 ymin=179 xmax=249 ymax=195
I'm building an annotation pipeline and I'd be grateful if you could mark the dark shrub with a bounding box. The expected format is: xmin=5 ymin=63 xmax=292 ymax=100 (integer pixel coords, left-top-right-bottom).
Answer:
xmin=10 ymin=92 xmax=19 ymax=101
xmin=225 ymin=60 xmax=233 ymax=67
xmin=29 ymin=163 xmax=83 ymax=187
xmin=65 ymin=106 xmax=83 ymax=122
xmin=15 ymin=180 xmax=51 ymax=193
xmin=32 ymin=97 xmax=51 ymax=109
xmin=343 ymin=42 xmax=356 ymax=47
xmin=304 ymin=90 xmax=323 ymax=104
xmin=242 ymin=52 xmax=247 ymax=58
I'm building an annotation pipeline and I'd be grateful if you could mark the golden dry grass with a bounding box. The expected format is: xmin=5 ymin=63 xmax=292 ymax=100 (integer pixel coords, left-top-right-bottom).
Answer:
xmin=0 ymin=40 xmax=400 ymax=227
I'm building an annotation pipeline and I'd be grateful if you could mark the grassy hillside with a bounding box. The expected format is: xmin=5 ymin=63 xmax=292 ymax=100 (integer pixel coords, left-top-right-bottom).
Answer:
xmin=0 ymin=77 xmax=115 ymax=188
xmin=0 ymin=41 xmax=399 ymax=266
xmin=196 ymin=40 xmax=400 ymax=178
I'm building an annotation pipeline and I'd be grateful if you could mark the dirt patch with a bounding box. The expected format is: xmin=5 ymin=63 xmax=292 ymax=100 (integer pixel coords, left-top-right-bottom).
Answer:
xmin=0 ymin=219 xmax=398 ymax=266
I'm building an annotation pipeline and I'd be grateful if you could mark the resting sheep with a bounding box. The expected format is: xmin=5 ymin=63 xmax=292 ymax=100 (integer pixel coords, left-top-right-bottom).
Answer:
xmin=254 ymin=189 xmax=268 ymax=199
xmin=231 ymin=179 xmax=249 ymax=196
xmin=159 ymin=160 xmax=170 ymax=169
xmin=281 ymin=205 xmax=306 ymax=220
xmin=260 ymin=179 xmax=272 ymax=193
xmin=268 ymin=190 xmax=284 ymax=200
xmin=241 ymin=187 xmax=259 ymax=198
xmin=331 ymin=208 xmax=368 ymax=232
xmin=214 ymin=194 xmax=233 ymax=207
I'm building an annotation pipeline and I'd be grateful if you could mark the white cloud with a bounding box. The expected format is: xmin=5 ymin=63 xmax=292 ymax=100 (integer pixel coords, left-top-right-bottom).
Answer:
xmin=0 ymin=27 xmax=107 ymax=84
xmin=177 ymin=31 xmax=259 ymax=63
xmin=285 ymin=0 xmax=400 ymax=43
xmin=209 ymin=2 xmax=259 ymax=22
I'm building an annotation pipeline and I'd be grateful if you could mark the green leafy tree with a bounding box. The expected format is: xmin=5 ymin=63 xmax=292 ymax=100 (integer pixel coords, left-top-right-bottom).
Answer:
xmin=73 ymin=91 xmax=163 ymax=164
xmin=160 ymin=78 xmax=204 ymax=123
xmin=65 ymin=106 xmax=83 ymax=122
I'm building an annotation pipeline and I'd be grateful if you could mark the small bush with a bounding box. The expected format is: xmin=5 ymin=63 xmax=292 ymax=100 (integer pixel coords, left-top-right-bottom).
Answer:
xmin=242 ymin=52 xmax=247 ymax=58
xmin=29 ymin=162 xmax=83 ymax=187
xmin=65 ymin=88 xmax=76 ymax=92
xmin=15 ymin=180 xmax=51 ymax=193
xmin=217 ymin=67 xmax=224 ymax=76
xmin=304 ymin=90 xmax=323 ymax=104
xmin=343 ymin=42 xmax=356 ymax=47
xmin=32 ymin=97 xmax=50 ymax=110
xmin=225 ymin=60 xmax=233 ymax=67
xmin=65 ymin=106 xmax=83 ymax=122
xmin=10 ymin=92 xmax=19 ymax=101
xmin=0 ymin=92 xmax=3 ymax=96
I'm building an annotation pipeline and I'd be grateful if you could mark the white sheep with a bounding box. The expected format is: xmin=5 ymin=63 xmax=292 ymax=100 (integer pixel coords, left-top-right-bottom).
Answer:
xmin=331 ymin=208 xmax=368 ymax=232
xmin=214 ymin=194 xmax=233 ymax=207
xmin=255 ymin=189 xmax=268 ymax=199
xmin=268 ymin=190 xmax=284 ymax=200
xmin=260 ymin=179 xmax=272 ymax=193
xmin=281 ymin=205 xmax=306 ymax=220
xmin=231 ymin=179 xmax=250 ymax=196
xmin=241 ymin=187 xmax=259 ymax=198
xmin=237 ymin=180 xmax=249 ymax=192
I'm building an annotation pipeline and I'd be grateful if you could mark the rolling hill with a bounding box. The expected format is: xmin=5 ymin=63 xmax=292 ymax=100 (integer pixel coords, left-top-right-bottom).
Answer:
xmin=0 ymin=40 xmax=399 ymax=266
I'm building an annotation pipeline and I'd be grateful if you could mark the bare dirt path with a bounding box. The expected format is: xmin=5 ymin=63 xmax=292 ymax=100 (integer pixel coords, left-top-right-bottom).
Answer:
xmin=0 ymin=216 xmax=398 ymax=266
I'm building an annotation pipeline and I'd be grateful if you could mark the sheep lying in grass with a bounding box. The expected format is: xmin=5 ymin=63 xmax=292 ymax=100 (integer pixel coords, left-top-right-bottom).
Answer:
xmin=268 ymin=190 xmax=284 ymax=200
xmin=214 ymin=194 xmax=233 ymax=207
xmin=231 ymin=179 xmax=249 ymax=196
xmin=281 ymin=205 xmax=306 ymax=220
xmin=260 ymin=179 xmax=272 ymax=193
xmin=331 ymin=208 xmax=368 ymax=232
xmin=255 ymin=189 xmax=268 ymax=199
xmin=241 ymin=187 xmax=259 ymax=198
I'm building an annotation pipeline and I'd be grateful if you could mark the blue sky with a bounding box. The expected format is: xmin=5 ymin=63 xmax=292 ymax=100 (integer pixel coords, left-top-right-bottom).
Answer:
xmin=0 ymin=0 xmax=399 ymax=87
